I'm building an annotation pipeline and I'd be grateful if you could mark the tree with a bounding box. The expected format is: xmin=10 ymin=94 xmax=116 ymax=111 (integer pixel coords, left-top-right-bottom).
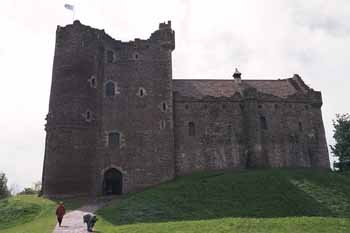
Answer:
xmin=18 ymin=188 xmax=37 ymax=195
xmin=331 ymin=113 xmax=350 ymax=171
xmin=0 ymin=172 xmax=10 ymax=199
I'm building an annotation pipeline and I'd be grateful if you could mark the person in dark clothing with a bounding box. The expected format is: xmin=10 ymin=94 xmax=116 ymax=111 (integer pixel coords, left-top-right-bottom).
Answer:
xmin=83 ymin=213 xmax=98 ymax=232
xmin=55 ymin=202 xmax=66 ymax=227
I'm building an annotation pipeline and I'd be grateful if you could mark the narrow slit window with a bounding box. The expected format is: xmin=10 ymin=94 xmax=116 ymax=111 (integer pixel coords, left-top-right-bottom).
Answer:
xmin=162 ymin=102 xmax=167 ymax=112
xmin=188 ymin=122 xmax=195 ymax=136
xmin=91 ymin=78 xmax=96 ymax=87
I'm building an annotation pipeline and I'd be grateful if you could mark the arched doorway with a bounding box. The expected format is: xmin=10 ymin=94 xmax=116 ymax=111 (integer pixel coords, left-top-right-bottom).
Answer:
xmin=102 ymin=168 xmax=122 ymax=195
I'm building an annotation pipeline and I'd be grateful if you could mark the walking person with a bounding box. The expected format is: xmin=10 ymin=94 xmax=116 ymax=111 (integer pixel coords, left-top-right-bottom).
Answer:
xmin=55 ymin=201 xmax=66 ymax=227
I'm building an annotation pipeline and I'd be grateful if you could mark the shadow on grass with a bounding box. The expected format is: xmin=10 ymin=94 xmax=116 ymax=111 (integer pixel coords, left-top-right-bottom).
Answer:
xmin=97 ymin=169 xmax=350 ymax=226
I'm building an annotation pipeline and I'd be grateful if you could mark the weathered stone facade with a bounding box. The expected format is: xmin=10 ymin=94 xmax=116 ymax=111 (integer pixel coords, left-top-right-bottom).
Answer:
xmin=42 ymin=21 xmax=330 ymax=197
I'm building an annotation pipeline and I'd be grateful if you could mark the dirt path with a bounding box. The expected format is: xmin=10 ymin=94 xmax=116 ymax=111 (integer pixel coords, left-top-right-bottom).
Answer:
xmin=53 ymin=202 xmax=106 ymax=233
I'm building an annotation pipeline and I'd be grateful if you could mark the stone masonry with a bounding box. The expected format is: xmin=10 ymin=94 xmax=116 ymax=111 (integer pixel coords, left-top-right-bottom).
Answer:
xmin=42 ymin=20 xmax=330 ymax=197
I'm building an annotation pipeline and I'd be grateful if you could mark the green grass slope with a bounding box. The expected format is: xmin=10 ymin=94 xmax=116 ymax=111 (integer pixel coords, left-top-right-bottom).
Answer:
xmin=0 ymin=195 xmax=85 ymax=233
xmin=97 ymin=169 xmax=350 ymax=233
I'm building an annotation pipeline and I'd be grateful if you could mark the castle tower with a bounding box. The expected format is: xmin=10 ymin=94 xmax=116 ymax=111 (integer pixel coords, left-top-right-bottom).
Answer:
xmin=42 ymin=20 xmax=176 ymax=197
xmin=42 ymin=21 xmax=101 ymax=197
xmin=92 ymin=20 xmax=176 ymax=195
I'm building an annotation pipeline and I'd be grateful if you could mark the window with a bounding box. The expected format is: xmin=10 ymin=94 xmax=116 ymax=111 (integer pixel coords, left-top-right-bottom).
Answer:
xmin=137 ymin=87 xmax=146 ymax=97
xmin=107 ymin=50 xmax=114 ymax=63
xmin=89 ymin=75 xmax=97 ymax=88
xmin=298 ymin=122 xmax=303 ymax=132
xmin=105 ymin=82 xmax=115 ymax=97
xmin=260 ymin=116 xmax=268 ymax=130
xmin=160 ymin=120 xmax=166 ymax=129
xmin=185 ymin=104 xmax=189 ymax=110
xmin=162 ymin=102 xmax=167 ymax=112
xmin=108 ymin=132 xmax=120 ymax=146
xmin=240 ymin=104 xmax=244 ymax=111
xmin=188 ymin=122 xmax=195 ymax=136
xmin=86 ymin=111 xmax=91 ymax=120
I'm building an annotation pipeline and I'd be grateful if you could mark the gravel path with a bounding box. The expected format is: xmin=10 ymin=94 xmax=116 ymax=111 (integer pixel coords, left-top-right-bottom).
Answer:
xmin=53 ymin=202 xmax=107 ymax=233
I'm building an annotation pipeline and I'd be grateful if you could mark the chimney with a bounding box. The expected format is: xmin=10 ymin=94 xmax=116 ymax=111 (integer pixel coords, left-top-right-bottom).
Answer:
xmin=233 ymin=68 xmax=242 ymax=83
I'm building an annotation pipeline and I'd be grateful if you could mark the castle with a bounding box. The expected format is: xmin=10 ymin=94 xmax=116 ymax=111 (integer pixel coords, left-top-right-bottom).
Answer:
xmin=42 ymin=20 xmax=330 ymax=197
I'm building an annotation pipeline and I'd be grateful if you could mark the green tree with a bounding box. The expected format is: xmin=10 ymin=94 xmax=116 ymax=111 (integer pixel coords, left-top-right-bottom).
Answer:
xmin=0 ymin=172 xmax=10 ymax=199
xmin=18 ymin=187 xmax=37 ymax=195
xmin=331 ymin=113 xmax=350 ymax=171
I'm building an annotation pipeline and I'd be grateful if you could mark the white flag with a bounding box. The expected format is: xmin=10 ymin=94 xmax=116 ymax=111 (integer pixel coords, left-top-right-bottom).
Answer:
xmin=64 ymin=4 xmax=74 ymax=11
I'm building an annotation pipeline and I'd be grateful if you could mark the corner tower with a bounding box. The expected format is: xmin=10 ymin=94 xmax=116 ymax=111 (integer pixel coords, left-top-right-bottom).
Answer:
xmin=42 ymin=21 xmax=101 ymax=197
xmin=42 ymin=20 xmax=176 ymax=197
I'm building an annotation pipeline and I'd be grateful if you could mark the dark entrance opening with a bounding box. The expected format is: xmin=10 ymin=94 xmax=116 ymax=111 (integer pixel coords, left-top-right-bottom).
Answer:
xmin=103 ymin=168 xmax=122 ymax=195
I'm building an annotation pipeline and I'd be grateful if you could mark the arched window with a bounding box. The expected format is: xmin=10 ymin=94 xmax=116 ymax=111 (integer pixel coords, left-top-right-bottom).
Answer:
xmin=105 ymin=82 xmax=115 ymax=97
xmin=108 ymin=132 xmax=120 ymax=146
xmin=260 ymin=116 xmax=268 ymax=130
xmin=188 ymin=122 xmax=195 ymax=136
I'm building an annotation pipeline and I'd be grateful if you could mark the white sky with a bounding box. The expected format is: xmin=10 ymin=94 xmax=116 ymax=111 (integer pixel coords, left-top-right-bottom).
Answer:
xmin=0 ymin=0 xmax=349 ymax=191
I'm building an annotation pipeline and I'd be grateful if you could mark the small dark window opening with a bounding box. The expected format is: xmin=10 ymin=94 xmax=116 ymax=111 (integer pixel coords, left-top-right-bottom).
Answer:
xmin=91 ymin=78 xmax=96 ymax=87
xmin=222 ymin=104 xmax=226 ymax=109
xmin=258 ymin=105 xmax=262 ymax=109
xmin=108 ymin=132 xmax=120 ymax=146
xmin=86 ymin=111 xmax=91 ymax=120
xmin=305 ymin=105 xmax=309 ymax=110
xmin=105 ymin=82 xmax=115 ymax=97
xmin=240 ymin=104 xmax=245 ymax=111
xmin=139 ymin=89 xmax=144 ymax=96
xmin=298 ymin=122 xmax=303 ymax=132
xmin=107 ymin=50 xmax=114 ymax=63
xmin=162 ymin=102 xmax=167 ymax=111
xmin=204 ymin=104 xmax=207 ymax=109
xmin=188 ymin=122 xmax=195 ymax=136
xmin=185 ymin=104 xmax=189 ymax=110
xmin=274 ymin=104 xmax=278 ymax=109
xmin=260 ymin=116 xmax=268 ymax=130
xmin=135 ymin=54 xmax=138 ymax=59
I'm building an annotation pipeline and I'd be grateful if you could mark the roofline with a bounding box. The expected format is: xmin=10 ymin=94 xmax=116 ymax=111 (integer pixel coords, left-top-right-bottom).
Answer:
xmin=172 ymin=78 xmax=290 ymax=81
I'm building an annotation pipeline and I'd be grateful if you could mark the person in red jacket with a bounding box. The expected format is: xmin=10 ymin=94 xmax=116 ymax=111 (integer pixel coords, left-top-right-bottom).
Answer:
xmin=55 ymin=202 xmax=66 ymax=227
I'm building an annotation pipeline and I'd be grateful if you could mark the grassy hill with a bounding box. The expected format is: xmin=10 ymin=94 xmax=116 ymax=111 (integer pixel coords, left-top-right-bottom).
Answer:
xmin=0 ymin=195 xmax=85 ymax=233
xmin=0 ymin=169 xmax=349 ymax=233
xmin=96 ymin=169 xmax=350 ymax=233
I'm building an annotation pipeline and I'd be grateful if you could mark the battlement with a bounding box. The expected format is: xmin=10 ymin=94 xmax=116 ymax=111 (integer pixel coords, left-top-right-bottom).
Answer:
xmin=159 ymin=20 xmax=172 ymax=29
xmin=55 ymin=20 xmax=175 ymax=51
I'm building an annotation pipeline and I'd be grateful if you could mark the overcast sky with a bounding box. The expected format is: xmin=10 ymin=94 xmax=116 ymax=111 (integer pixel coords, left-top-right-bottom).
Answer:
xmin=1 ymin=0 xmax=349 ymax=191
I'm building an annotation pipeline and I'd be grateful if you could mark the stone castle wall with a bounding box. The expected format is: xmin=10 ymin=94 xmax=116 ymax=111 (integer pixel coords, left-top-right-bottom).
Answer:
xmin=42 ymin=21 xmax=330 ymax=197
xmin=173 ymin=81 xmax=330 ymax=175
